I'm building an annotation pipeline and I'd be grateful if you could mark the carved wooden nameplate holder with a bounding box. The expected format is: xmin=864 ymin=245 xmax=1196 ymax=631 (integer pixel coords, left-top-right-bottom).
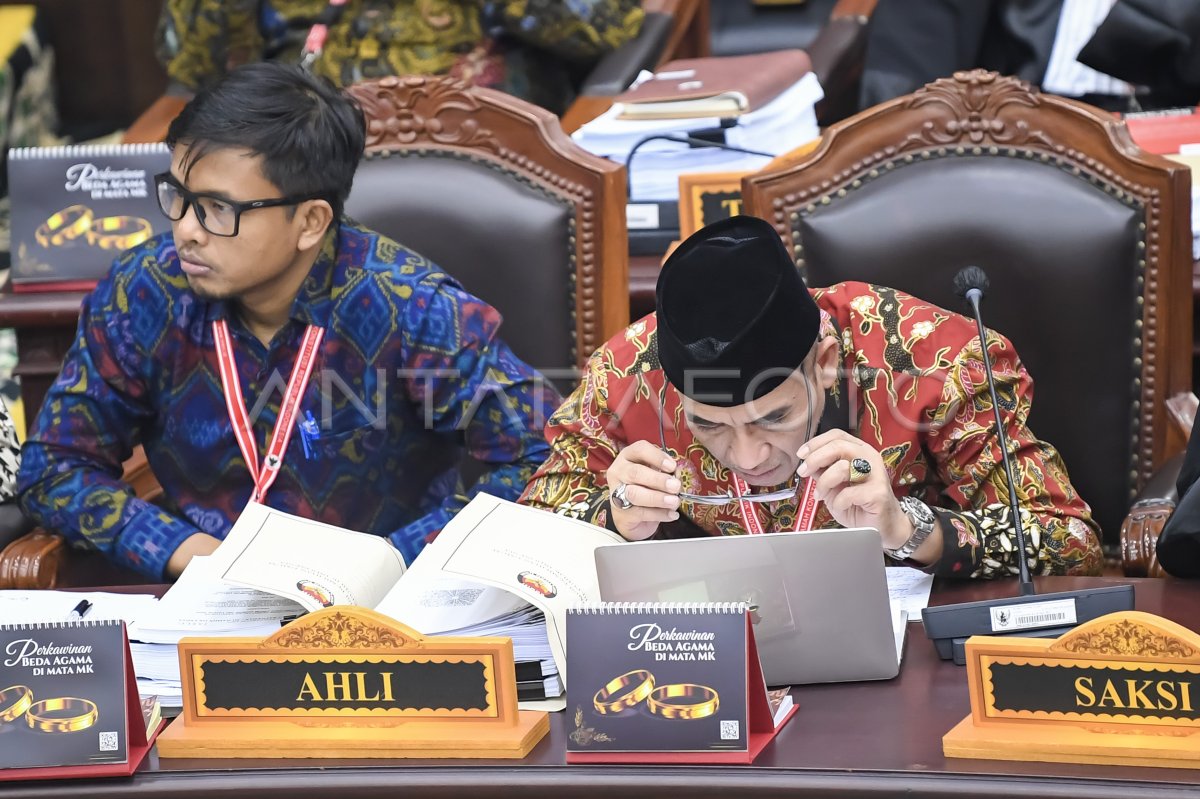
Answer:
xmin=944 ymin=611 xmax=1200 ymax=768
xmin=155 ymin=606 xmax=549 ymax=759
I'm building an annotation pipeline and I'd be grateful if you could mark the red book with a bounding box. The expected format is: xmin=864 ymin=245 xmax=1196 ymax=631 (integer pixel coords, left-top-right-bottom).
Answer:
xmin=1124 ymin=110 xmax=1200 ymax=155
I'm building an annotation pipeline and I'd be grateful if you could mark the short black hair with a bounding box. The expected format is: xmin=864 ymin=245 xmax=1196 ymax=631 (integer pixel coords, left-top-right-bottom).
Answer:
xmin=166 ymin=62 xmax=365 ymax=220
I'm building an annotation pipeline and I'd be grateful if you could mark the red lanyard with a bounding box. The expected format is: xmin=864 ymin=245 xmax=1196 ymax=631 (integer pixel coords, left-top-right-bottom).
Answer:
xmin=732 ymin=475 xmax=819 ymax=534
xmin=301 ymin=0 xmax=350 ymax=64
xmin=213 ymin=320 xmax=325 ymax=503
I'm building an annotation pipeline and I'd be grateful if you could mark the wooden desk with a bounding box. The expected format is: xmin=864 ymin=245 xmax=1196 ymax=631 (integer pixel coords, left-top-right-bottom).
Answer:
xmin=4 ymin=576 xmax=1198 ymax=798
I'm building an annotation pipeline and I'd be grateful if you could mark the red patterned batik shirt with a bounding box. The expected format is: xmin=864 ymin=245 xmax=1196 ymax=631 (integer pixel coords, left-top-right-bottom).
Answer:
xmin=520 ymin=281 xmax=1102 ymax=580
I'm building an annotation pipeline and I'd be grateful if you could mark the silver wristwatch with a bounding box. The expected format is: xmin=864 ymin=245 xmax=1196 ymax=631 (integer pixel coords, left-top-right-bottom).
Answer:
xmin=885 ymin=496 xmax=937 ymax=561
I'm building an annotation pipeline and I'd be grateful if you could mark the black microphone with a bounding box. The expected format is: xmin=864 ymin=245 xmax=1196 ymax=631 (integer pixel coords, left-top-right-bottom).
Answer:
xmin=921 ymin=266 xmax=1134 ymax=664
xmin=952 ymin=267 xmax=1035 ymax=596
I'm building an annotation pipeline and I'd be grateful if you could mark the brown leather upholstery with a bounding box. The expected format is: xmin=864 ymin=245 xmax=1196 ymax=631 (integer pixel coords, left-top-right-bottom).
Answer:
xmin=344 ymin=75 xmax=629 ymax=383
xmin=744 ymin=70 xmax=1194 ymax=547
xmin=349 ymin=156 xmax=574 ymax=378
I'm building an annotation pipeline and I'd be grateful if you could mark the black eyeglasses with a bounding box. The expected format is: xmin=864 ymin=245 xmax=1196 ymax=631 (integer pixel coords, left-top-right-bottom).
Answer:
xmin=154 ymin=172 xmax=325 ymax=237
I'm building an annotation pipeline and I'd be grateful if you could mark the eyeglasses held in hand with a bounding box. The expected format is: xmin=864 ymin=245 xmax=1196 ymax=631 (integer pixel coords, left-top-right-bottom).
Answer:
xmin=655 ymin=362 xmax=818 ymax=506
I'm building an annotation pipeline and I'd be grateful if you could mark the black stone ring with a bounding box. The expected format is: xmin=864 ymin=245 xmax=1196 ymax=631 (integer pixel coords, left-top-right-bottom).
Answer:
xmin=848 ymin=458 xmax=872 ymax=485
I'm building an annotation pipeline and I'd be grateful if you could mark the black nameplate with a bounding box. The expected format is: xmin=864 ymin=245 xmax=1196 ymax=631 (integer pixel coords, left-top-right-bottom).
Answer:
xmin=699 ymin=191 xmax=742 ymax=226
xmin=199 ymin=659 xmax=489 ymax=712
xmin=986 ymin=661 xmax=1200 ymax=722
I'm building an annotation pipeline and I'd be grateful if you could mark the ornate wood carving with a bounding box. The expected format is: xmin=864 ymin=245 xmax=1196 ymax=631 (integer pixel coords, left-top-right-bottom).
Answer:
xmin=1050 ymin=617 xmax=1199 ymax=660
xmin=349 ymin=76 xmax=501 ymax=153
xmin=264 ymin=609 xmax=425 ymax=650
xmin=901 ymin=70 xmax=1054 ymax=151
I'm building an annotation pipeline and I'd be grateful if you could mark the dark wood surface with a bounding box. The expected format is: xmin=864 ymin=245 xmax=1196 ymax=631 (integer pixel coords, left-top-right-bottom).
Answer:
xmin=0 ymin=291 xmax=85 ymax=420
xmin=4 ymin=576 xmax=1200 ymax=798
xmin=0 ymin=0 xmax=167 ymax=138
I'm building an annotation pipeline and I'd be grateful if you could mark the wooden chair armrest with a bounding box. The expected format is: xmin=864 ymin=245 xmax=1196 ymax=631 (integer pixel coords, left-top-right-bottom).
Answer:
xmin=1120 ymin=450 xmax=1185 ymax=578
xmin=0 ymin=447 xmax=164 ymax=589
xmin=1166 ymin=390 xmax=1199 ymax=443
xmin=122 ymin=94 xmax=189 ymax=145
xmin=830 ymin=0 xmax=879 ymax=20
xmin=1121 ymin=499 xmax=1173 ymax=578
xmin=0 ymin=530 xmax=67 ymax=589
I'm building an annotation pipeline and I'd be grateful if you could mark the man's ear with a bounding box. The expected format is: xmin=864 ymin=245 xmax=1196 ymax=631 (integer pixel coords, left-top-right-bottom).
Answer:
xmin=815 ymin=335 xmax=840 ymax=390
xmin=296 ymin=199 xmax=334 ymax=251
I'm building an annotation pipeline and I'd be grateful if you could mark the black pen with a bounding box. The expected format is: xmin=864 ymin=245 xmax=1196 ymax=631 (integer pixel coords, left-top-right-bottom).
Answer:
xmin=68 ymin=599 xmax=93 ymax=620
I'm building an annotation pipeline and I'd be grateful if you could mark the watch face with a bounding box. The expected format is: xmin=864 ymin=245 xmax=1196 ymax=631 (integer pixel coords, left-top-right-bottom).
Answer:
xmin=902 ymin=497 xmax=935 ymax=527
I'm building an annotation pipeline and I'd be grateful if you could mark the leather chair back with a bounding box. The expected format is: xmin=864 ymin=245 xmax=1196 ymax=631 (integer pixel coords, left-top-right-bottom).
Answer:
xmin=744 ymin=70 xmax=1193 ymax=542
xmin=344 ymin=75 xmax=629 ymax=383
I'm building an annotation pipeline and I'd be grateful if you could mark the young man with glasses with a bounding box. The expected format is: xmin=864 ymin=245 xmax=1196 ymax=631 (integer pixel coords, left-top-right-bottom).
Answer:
xmin=17 ymin=62 xmax=560 ymax=580
xmin=520 ymin=216 xmax=1102 ymax=579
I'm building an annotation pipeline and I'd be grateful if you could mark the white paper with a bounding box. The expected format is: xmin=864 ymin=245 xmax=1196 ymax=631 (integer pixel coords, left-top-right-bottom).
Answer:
xmin=885 ymin=567 xmax=934 ymax=622
xmin=398 ymin=494 xmax=625 ymax=688
xmin=130 ymin=555 xmax=305 ymax=644
xmin=376 ymin=576 xmax=529 ymax=635
xmin=892 ymin=607 xmax=909 ymax=664
xmin=0 ymin=590 xmax=159 ymax=625
xmin=209 ymin=501 xmax=407 ymax=611
xmin=989 ymin=598 xmax=1078 ymax=633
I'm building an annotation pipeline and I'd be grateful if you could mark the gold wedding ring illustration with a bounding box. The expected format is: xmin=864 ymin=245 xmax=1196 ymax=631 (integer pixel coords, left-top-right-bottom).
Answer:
xmin=0 ymin=685 xmax=33 ymax=723
xmin=25 ymin=697 xmax=99 ymax=734
xmin=593 ymin=670 xmax=720 ymax=721
xmin=34 ymin=204 xmax=153 ymax=252
xmin=646 ymin=683 xmax=720 ymax=720
xmin=87 ymin=215 xmax=153 ymax=251
xmin=35 ymin=205 xmax=93 ymax=248
xmin=593 ymin=669 xmax=655 ymax=715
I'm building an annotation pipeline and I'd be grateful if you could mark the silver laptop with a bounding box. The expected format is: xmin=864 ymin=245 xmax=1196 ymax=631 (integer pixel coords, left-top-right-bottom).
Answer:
xmin=594 ymin=528 xmax=902 ymax=686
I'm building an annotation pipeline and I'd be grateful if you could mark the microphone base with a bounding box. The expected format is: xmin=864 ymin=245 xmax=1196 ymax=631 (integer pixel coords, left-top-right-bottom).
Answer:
xmin=921 ymin=584 xmax=1134 ymax=664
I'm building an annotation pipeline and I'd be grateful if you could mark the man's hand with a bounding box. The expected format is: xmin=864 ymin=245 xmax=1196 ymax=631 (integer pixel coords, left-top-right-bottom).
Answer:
xmin=797 ymin=430 xmax=913 ymax=550
xmin=165 ymin=532 xmax=222 ymax=579
xmin=605 ymin=440 xmax=681 ymax=541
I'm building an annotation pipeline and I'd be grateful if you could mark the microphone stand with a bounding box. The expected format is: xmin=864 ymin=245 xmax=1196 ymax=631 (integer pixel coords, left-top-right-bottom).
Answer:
xmin=920 ymin=268 xmax=1134 ymax=664
xmin=962 ymin=285 xmax=1036 ymax=597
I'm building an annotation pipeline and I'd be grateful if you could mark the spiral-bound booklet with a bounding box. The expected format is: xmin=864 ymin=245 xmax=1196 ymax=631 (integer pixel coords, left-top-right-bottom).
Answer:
xmin=0 ymin=619 xmax=157 ymax=780
xmin=565 ymin=602 xmax=796 ymax=763
xmin=8 ymin=143 xmax=171 ymax=291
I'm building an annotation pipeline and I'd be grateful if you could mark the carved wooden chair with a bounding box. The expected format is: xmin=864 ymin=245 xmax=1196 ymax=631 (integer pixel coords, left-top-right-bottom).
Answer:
xmin=742 ymin=70 xmax=1195 ymax=575
xmin=343 ymin=75 xmax=628 ymax=378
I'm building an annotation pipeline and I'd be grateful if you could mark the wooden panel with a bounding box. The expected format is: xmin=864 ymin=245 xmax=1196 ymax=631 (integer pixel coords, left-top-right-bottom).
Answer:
xmin=1 ymin=0 xmax=168 ymax=136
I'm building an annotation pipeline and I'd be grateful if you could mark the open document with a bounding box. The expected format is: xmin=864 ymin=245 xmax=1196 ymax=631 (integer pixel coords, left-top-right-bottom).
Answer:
xmin=206 ymin=501 xmax=407 ymax=610
xmin=375 ymin=494 xmax=626 ymax=691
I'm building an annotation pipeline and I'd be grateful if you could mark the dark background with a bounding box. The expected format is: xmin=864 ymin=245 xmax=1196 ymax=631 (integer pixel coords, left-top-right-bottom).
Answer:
xmin=0 ymin=0 xmax=167 ymax=141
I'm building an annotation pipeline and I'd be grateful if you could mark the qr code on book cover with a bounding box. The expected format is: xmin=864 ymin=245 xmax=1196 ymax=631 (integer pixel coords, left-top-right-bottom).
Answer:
xmin=98 ymin=731 xmax=119 ymax=751
xmin=719 ymin=720 xmax=739 ymax=740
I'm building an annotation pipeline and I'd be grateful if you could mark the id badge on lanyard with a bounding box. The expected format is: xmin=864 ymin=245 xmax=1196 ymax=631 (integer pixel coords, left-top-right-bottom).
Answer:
xmin=732 ymin=474 xmax=819 ymax=534
xmin=213 ymin=320 xmax=325 ymax=503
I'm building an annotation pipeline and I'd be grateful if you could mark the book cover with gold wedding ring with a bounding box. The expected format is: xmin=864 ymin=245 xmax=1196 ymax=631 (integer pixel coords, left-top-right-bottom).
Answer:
xmin=565 ymin=602 xmax=795 ymax=763
xmin=0 ymin=618 xmax=156 ymax=779
xmin=8 ymin=144 xmax=171 ymax=291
